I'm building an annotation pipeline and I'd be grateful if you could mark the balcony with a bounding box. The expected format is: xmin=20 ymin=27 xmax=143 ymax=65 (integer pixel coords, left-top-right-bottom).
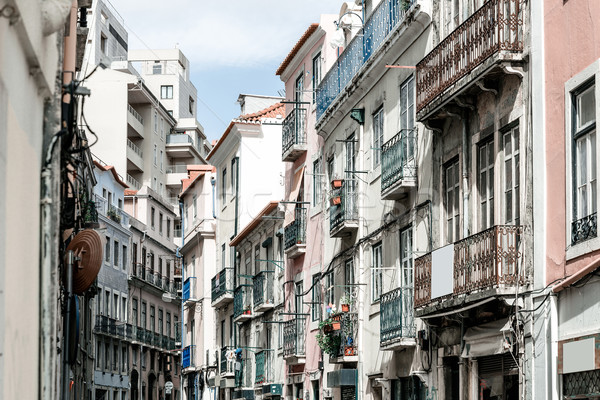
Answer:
xmin=183 ymin=277 xmax=198 ymax=302
xmin=182 ymin=345 xmax=195 ymax=369
xmin=283 ymin=317 xmax=306 ymax=365
xmin=131 ymin=264 xmax=178 ymax=296
xmin=126 ymin=139 xmax=144 ymax=171
xmin=253 ymin=271 xmax=275 ymax=313
xmin=416 ymin=0 xmax=524 ymax=118
xmin=95 ymin=316 xmax=176 ymax=350
xmin=93 ymin=194 xmax=131 ymax=228
xmin=329 ymin=180 xmax=358 ymax=237
xmin=414 ymin=225 xmax=524 ymax=315
xmin=284 ymin=208 xmax=307 ymax=259
xmin=166 ymin=164 xmax=188 ymax=188
xmin=220 ymin=346 xmax=236 ymax=376
xmin=255 ymin=350 xmax=268 ymax=385
xmin=282 ymin=108 xmax=307 ymax=162
xmin=381 ymin=129 xmax=417 ymax=200
xmin=380 ymin=287 xmax=416 ymax=350
xmin=127 ymin=104 xmax=144 ymax=137
xmin=235 ymin=356 xmax=252 ymax=388
xmin=316 ymin=0 xmax=416 ymax=121
xmin=166 ymin=133 xmax=200 ymax=158
xmin=233 ymin=286 xmax=253 ymax=322
xmin=211 ymin=268 xmax=234 ymax=307
xmin=328 ymin=312 xmax=358 ymax=363
xmin=126 ymin=174 xmax=142 ymax=191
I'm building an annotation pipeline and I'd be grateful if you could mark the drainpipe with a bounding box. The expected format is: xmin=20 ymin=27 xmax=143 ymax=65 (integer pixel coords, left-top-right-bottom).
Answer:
xmin=357 ymin=122 xmax=365 ymax=400
xmin=462 ymin=115 xmax=469 ymax=238
xmin=177 ymin=199 xmax=185 ymax=400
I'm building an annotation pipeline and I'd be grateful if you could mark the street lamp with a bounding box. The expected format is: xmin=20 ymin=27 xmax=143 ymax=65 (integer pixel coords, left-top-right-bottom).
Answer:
xmin=330 ymin=11 xmax=364 ymax=48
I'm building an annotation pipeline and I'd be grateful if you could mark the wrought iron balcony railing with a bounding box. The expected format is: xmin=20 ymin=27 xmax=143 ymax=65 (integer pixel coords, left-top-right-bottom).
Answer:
xmin=211 ymin=268 xmax=233 ymax=304
xmin=220 ymin=346 xmax=235 ymax=375
xmin=182 ymin=345 xmax=195 ymax=369
xmin=381 ymin=129 xmax=417 ymax=194
xmin=282 ymin=107 xmax=307 ymax=160
xmin=234 ymin=286 xmax=253 ymax=319
xmin=94 ymin=194 xmax=131 ymax=227
xmin=284 ymin=208 xmax=307 ymax=250
xmin=253 ymin=271 xmax=274 ymax=311
xmin=283 ymin=317 xmax=306 ymax=358
xmin=255 ymin=350 xmax=267 ymax=385
xmin=414 ymin=225 xmax=523 ymax=308
xmin=380 ymin=287 xmax=416 ymax=344
xmin=416 ymin=0 xmax=524 ymax=112
xmin=95 ymin=315 xmax=176 ymax=350
xmin=131 ymin=264 xmax=178 ymax=296
xmin=329 ymin=180 xmax=358 ymax=234
xmin=316 ymin=0 xmax=415 ymax=120
xmin=571 ymin=212 xmax=597 ymax=245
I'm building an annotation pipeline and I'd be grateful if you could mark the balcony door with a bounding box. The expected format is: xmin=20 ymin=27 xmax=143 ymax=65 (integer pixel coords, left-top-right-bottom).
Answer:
xmin=400 ymin=227 xmax=414 ymax=336
xmin=345 ymin=134 xmax=357 ymax=218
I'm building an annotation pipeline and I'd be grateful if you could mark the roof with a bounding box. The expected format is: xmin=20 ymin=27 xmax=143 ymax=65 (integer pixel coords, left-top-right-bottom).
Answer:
xmin=180 ymin=165 xmax=216 ymax=197
xmin=93 ymin=160 xmax=128 ymax=188
xmin=276 ymin=23 xmax=319 ymax=76
xmin=207 ymin=102 xmax=284 ymax=161
xmin=124 ymin=189 xmax=138 ymax=196
xmin=238 ymin=102 xmax=284 ymax=122
xmin=229 ymin=201 xmax=280 ymax=247
xmin=553 ymin=258 xmax=600 ymax=293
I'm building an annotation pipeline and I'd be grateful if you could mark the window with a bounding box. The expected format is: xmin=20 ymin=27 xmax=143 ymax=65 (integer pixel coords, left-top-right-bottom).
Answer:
xmin=254 ymin=244 xmax=261 ymax=275
xmin=100 ymin=33 xmax=107 ymax=54
xmin=572 ymin=81 xmax=597 ymax=244
xmin=193 ymin=195 xmax=198 ymax=218
xmin=150 ymin=305 xmax=155 ymax=332
xmin=160 ymin=118 xmax=164 ymax=140
xmin=311 ymin=274 xmax=321 ymax=321
xmin=153 ymin=144 xmax=157 ymax=165
xmin=122 ymin=245 xmax=127 ymax=270
xmin=113 ymin=240 xmax=119 ymax=267
xmin=105 ymin=343 xmax=111 ymax=370
xmin=222 ymin=168 xmax=227 ymax=205
xmin=132 ymin=298 xmax=138 ymax=326
xmin=231 ymin=158 xmax=237 ymax=198
xmin=167 ymin=219 xmax=171 ymax=238
xmin=344 ymin=258 xmax=354 ymax=298
xmin=105 ymin=289 xmax=110 ymax=316
xmin=478 ymin=139 xmax=494 ymax=230
xmin=113 ymin=344 xmax=118 ymax=370
xmin=151 ymin=207 xmax=155 ymax=229
xmin=132 ymin=347 xmax=137 ymax=366
xmin=159 ymin=212 xmax=163 ymax=235
xmin=324 ymin=271 xmax=334 ymax=307
xmin=295 ymin=74 xmax=304 ymax=103
xmin=152 ymin=63 xmax=162 ymax=74
xmin=313 ymin=157 xmax=322 ymax=207
xmin=158 ymin=309 xmax=163 ymax=335
xmin=295 ymin=281 xmax=304 ymax=314
xmin=122 ymin=346 xmax=127 ymax=373
xmin=166 ymin=312 xmax=171 ymax=338
xmin=160 ymin=150 xmax=163 ymax=171
xmin=372 ymin=107 xmax=384 ymax=168
xmin=105 ymin=236 xmax=110 ymax=262
xmin=400 ymin=228 xmax=414 ymax=333
xmin=445 ymin=160 xmax=461 ymax=244
xmin=166 ymin=260 xmax=171 ymax=280
xmin=141 ymin=302 xmax=147 ymax=328
xmin=400 ymin=75 xmax=415 ymax=162
xmin=96 ymin=341 xmax=102 ymax=370
xmin=372 ymin=242 xmax=383 ymax=302
xmin=189 ymin=96 xmax=195 ymax=115
xmin=161 ymin=85 xmax=173 ymax=99
xmin=504 ymin=126 xmax=520 ymax=225
xmin=121 ymin=297 xmax=127 ymax=321
xmin=312 ymin=52 xmax=322 ymax=103
xmin=158 ymin=257 xmax=163 ymax=276
xmin=221 ymin=244 xmax=226 ymax=269
xmin=97 ymin=289 xmax=103 ymax=314
xmin=113 ymin=293 xmax=119 ymax=319
xmin=154 ymin=110 xmax=158 ymax=132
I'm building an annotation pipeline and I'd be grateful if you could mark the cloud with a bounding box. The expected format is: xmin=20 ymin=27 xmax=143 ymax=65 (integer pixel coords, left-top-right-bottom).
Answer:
xmin=113 ymin=0 xmax=342 ymax=69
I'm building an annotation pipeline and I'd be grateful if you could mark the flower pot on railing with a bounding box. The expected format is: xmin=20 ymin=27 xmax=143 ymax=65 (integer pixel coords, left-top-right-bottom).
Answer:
xmin=344 ymin=346 xmax=356 ymax=356
xmin=331 ymin=179 xmax=343 ymax=189
xmin=341 ymin=304 xmax=350 ymax=313
xmin=332 ymin=322 xmax=341 ymax=331
xmin=330 ymin=196 xmax=342 ymax=206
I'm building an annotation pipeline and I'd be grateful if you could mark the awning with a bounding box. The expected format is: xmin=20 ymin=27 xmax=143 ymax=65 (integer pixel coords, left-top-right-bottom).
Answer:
xmin=462 ymin=318 xmax=513 ymax=358
xmin=283 ymin=166 xmax=305 ymax=226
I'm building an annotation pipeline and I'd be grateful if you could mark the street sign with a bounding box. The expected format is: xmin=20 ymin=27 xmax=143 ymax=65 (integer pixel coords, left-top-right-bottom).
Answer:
xmin=165 ymin=381 xmax=173 ymax=394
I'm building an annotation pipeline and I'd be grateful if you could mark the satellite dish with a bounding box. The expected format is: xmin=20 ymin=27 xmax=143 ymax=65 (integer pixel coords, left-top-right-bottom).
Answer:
xmin=64 ymin=229 xmax=103 ymax=295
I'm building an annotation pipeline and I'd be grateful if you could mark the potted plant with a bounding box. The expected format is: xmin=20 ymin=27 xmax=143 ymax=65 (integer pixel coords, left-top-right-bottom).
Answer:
xmin=107 ymin=206 xmax=121 ymax=223
xmin=340 ymin=293 xmax=352 ymax=312
xmin=330 ymin=195 xmax=342 ymax=206
xmin=331 ymin=178 xmax=343 ymax=189
xmin=316 ymin=328 xmax=341 ymax=357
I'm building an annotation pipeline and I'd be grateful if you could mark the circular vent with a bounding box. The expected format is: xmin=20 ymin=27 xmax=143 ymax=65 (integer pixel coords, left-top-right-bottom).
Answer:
xmin=65 ymin=229 xmax=103 ymax=294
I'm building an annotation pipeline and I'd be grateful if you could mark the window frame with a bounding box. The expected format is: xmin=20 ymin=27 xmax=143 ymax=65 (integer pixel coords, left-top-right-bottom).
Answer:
xmin=565 ymin=61 xmax=600 ymax=260
xmin=161 ymin=85 xmax=173 ymax=99
xmin=444 ymin=158 xmax=461 ymax=244
xmin=371 ymin=242 xmax=383 ymax=303
xmin=372 ymin=106 xmax=384 ymax=168
xmin=312 ymin=52 xmax=322 ymax=104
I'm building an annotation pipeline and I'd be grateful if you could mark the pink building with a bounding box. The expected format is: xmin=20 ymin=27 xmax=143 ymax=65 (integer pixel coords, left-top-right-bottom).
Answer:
xmin=276 ymin=15 xmax=337 ymax=400
xmin=538 ymin=0 xmax=600 ymax=398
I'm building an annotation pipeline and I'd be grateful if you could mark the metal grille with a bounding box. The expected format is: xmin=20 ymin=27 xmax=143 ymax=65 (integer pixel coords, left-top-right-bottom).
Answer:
xmin=478 ymin=353 xmax=518 ymax=376
xmin=381 ymin=129 xmax=418 ymax=192
xmin=571 ymin=212 xmax=598 ymax=245
xmin=380 ymin=287 xmax=416 ymax=343
xmin=563 ymin=370 xmax=600 ymax=398
xmin=282 ymin=108 xmax=307 ymax=155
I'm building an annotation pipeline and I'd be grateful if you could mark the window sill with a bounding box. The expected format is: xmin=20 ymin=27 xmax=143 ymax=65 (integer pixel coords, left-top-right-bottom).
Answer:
xmin=309 ymin=206 xmax=322 ymax=219
xmin=369 ymin=301 xmax=380 ymax=317
xmin=369 ymin=165 xmax=381 ymax=185
xmin=566 ymin=236 xmax=600 ymax=261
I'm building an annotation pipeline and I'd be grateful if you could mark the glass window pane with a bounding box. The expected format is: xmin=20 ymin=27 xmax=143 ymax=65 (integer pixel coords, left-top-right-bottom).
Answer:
xmin=578 ymin=86 xmax=596 ymax=129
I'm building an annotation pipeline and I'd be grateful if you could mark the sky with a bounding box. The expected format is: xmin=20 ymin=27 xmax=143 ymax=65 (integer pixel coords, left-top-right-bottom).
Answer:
xmin=113 ymin=0 xmax=343 ymax=143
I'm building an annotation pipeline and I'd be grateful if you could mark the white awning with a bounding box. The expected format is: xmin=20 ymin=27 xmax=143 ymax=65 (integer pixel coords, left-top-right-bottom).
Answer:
xmin=284 ymin=166 xmax=305 ymax=226
xmin=462 ymin=318 xmax=512 ymax=358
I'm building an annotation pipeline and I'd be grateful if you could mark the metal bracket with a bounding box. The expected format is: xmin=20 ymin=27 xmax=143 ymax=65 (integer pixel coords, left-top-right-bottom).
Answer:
xmin=475 ymin=80 xmax=498 ymax=95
